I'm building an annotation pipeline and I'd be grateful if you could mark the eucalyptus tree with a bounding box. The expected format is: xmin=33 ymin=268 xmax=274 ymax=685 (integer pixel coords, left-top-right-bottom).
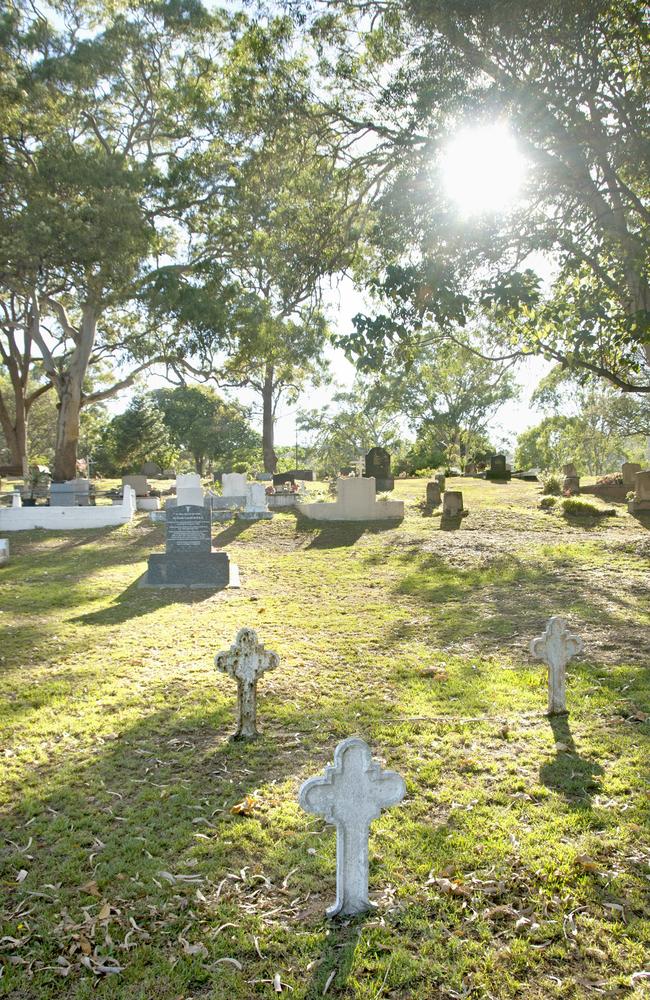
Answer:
xmin=290 ymin=1 xmax=650 ymax=393
xmin=0 ymin=0 xmax=238 ymax=480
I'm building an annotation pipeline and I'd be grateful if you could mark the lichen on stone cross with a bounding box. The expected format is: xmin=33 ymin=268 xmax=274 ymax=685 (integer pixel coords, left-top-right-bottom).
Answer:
xmin=530 ymin=616 xmax=584 ymax=715
xmin=299 ymin=737 xmax=406 ymax=918
xmin=215 ymin=628 xmax=279 ymax=739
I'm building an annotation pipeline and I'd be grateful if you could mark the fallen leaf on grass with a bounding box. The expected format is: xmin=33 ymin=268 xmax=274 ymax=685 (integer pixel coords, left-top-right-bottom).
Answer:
xmin=15 ymin=870 xmax=28 ymax=883
xmin=575 ymin=854 xmax=599 ymax=872
xmin=179 ymin=937 xmax=208 ymax=958
xmin=554 ymin=742 xmax=569 ymax=752
xmin=97 ymin=902 xmax=111 ymax=921
xmin=231 ymin=796 xmax=257 ymax=816
xmin=81 ymin=881 xmax=101 ymax=898
xmin=427 ymin=876 xmax=471 ymax=898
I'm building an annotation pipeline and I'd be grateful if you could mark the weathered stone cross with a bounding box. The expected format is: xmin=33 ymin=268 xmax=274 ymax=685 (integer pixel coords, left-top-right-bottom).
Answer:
xmin=299 ymin=737 xmax=406 ymax=917
xmin=530 ymin=616 xmax=584 ymax=715
xmin=215 ymin=628 xmax=279 ymax=739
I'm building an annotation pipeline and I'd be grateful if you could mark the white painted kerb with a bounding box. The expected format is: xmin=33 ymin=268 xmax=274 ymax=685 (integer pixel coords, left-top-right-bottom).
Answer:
xmin=0 ymin=486 xmax=136 ymax=531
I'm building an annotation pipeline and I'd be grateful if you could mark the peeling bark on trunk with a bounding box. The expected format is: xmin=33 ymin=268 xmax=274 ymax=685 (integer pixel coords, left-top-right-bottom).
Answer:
xmin=0 ymin=361 xmax=30 ymax=473
xmin=262 ymin=364 xmax=277 ymax=474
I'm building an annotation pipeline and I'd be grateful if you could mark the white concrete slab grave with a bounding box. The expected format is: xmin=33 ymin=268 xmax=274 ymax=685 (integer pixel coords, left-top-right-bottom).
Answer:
xmin=530 ymin=616 xmax=584 ymax=715
xmin=299 ymin=737 xmax=406 ymax=917
xmin=0 ymin=486 xmax=136 ymax=531
xmin=300 ymin=477 xmax=403 ymax=522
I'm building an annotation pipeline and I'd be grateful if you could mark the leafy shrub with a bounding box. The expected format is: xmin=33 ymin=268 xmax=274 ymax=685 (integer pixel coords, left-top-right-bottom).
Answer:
xmin=562 ymin=497 xmax=606 ymax=517
xmin=541 ymin=474 xmax=562 ymax=495
xmin=539 ymin=495 xmax=557 ymax=509
xmin=414 ymin=467 xmax=440 ymax=479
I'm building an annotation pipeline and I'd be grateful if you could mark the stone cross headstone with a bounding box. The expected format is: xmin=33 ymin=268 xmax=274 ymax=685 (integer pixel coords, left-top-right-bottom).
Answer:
xmin=530 ymin=616 xmax=583 ymax=715
xmin=299 ymin=737 xmax=406 ymax=917
xmin=215 ymin=628 xmax=279 ymax=739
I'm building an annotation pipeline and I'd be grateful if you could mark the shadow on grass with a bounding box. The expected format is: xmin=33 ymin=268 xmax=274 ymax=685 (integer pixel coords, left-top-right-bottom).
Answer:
xmin=71 ymin=576 xmax=227 ymax=627
xmin=302 ymin=918 xmax=368 ymax=998
xmin=539 ymin=715 xmax=603 ymax=808
xmin=294 ymin=514 xmax=402 ymax=550
xmin=212 ymin=519 xmax=254 ymax=547
xmin=629 ymin=510 xmax=650 ymax=530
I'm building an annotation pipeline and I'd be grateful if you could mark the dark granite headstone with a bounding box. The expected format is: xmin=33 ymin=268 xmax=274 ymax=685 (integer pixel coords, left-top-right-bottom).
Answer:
xmin=364 ymin=447 xmax=394 ymax=491
xmin=146 ymin=504 xmax=230 ymax=587
xmin=485 ymin=454 xmax=511 ymax=481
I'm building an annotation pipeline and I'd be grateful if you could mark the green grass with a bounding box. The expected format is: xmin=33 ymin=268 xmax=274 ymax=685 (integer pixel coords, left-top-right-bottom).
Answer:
xmin=0 ymin=477 xmax=648 ymax=999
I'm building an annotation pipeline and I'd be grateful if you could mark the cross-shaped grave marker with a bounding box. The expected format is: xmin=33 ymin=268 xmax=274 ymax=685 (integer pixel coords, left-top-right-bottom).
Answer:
xmin=215 ymin=628 xmax=279 ymax=739
xmin=530 ymin=616 xmax=584 ymax=715
xmin=299 ymin=737 xmax=406 ymax=917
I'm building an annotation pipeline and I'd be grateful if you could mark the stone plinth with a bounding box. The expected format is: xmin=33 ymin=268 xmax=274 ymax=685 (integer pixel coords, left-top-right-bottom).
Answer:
xmin=136 ymin=497 xmax=161 ymax=511
xmin=238 ymin=482 xmax=273 ymax=520
xmin=563 ymin=475 xmax=580 ymax=495
xmin=50 ymin=479 xmax=91 ymax=506
xmin=301 ymin=477 xmax=403 ymax=522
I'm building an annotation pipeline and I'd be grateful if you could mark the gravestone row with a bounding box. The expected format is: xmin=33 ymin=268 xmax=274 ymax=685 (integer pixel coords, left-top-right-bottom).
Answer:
xmin=211 ymin=617 xmax=583 ymax=916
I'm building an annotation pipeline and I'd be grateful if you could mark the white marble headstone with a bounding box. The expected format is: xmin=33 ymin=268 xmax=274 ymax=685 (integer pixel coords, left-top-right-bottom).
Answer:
xmin=176 ymin=473 xmax=204 ymax=507
xmin=299 ymin=737 xmax=406 ymax=917
xmin=530 ymin=617 xmax=583 ymax=715
xmin=222 ymin=473 xmax=248 ymax=497
xmin=215 ymin=628 xmax=279 ymax=739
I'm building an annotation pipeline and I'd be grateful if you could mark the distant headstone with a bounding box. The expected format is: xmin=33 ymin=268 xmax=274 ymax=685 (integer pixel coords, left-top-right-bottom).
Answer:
xmin=364 ymin=447 xmax=394 ymax=491
xmin=628 ymin=469 xmax=650 ymax=512
xmin=562 ymin=463 xmax=578 ymax=477
xmin=301 ymin=477 xmax=403 ymax=521
xmin=123 ymin=475 xmax=149 ymax=497
xmin=176 ymin=473 xmax=204 ymax=507
xmin=0 ymin=539 xmax=9 ymax=565
xmin=215 ymin=628 xmax=279 ymax=739
xmin=274 ymin=469 xmax=314 ymax=484
xmin=530 ymin=617 xmax=583 ymax=715
xmin=50 ymin=479 xmax=91 ymax=506
xmin=465 ymin=462 xmax=477 ymax=475
xmin=256 ymin=472 xmax=273 ymax=482
xmin=299 ymin=737 xmax=406 ymax=917
xmin=442 ymin=491 xmax=465 ymax=518
xmin=223 ymin=472 xmax=248 ymax=497
xmin=435 ymin=473 xmax=446 ymax=491
xmin=161 ymin=468 xmax=176 ymax=478
xmin=145 ymin=504 xmax=232 ymax=587
xmin=239 ymin=482 xmax=272 ymax=520
xmin=485 ymin=455 xmax=511 ymax=481
xmin=622 ymin=462 xmax=642 ymax=487
xmin=426 ymin=481 xmax=441 ymax=507
xmin=141 ymin=461 xmax=162 ymax=477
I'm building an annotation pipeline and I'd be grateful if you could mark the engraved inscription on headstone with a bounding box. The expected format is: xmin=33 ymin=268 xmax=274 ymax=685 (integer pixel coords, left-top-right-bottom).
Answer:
xmin=166 ymin=505 xmax=211 ymax=552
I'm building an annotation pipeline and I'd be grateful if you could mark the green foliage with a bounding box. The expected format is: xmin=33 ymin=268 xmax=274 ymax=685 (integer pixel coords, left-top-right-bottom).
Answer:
xmin=539 ymin=495 xmax=558 ymax=509
xmin=98 ymin=395 xmax=177 ymax=475
xmin=561 ymin=497 xmax=607 ymax=518
xmin=329 ymin=1 xmax=650 ymax=392
xmin=540 ymin=474 xmax=562 ymax=496
xmin=153 ymin=385 xmax=260 ymax=474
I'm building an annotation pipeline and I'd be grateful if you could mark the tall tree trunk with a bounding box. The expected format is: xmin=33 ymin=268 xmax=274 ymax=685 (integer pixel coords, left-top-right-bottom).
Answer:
xmin=0 ymin=362 xmax=29 ymax=474
xmin=261 ymin=364 xmax=277 ymax=473
xmin=195 ymin=454 xmax=204 ymax=475
xmin=52 ymin=304 xmax=97 ymax=482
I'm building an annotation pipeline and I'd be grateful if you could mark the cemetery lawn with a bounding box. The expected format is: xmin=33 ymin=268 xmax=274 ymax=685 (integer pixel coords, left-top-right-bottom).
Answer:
xmin=1 ymin=477 xmax=649 ymax=1000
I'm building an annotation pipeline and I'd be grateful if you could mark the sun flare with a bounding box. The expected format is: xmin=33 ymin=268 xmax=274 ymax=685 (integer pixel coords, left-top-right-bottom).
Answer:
xmin=441 ymin=123 xmax=526 ymax=215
